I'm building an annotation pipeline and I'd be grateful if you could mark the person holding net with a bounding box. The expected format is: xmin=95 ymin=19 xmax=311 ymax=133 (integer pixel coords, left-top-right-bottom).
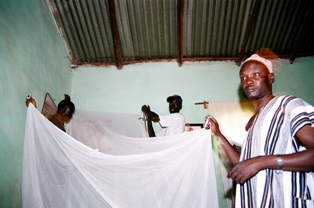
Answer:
xmin=141 ymin=94 xmax=185 ymax=137
xmin=26 ymin=94 xmax=75 ymax=132
xmin=205 ymin=49 xmax=314 ymax=207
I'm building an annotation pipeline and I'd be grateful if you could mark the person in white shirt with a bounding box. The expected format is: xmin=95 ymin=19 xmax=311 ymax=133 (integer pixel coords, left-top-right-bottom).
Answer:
xmin=141 ymin=94 xmax=185 ymax=137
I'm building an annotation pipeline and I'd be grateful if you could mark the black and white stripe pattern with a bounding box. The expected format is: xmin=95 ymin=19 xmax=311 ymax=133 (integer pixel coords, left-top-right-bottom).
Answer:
xmin=236 ymin=95 xmax=314 ymax=208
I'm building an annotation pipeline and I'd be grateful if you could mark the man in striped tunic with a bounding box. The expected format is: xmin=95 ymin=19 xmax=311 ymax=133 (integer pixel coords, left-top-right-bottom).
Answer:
xmin=205 ymin=53 xmax=314 ymax=207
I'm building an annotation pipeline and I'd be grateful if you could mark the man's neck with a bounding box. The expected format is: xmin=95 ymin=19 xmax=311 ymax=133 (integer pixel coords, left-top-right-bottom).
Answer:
xmin=254 ymin=94 xmax=275 ymax=112
xmin=170 ymin=111 xmax=180 ymax=114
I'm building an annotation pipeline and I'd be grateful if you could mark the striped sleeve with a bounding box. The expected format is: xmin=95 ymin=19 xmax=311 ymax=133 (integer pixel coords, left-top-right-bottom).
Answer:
xmin=288 ymin=97 xmax=314 ymax=137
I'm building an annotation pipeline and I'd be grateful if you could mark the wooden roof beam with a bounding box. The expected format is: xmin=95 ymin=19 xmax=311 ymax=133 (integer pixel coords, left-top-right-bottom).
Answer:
xmin=108 ymin=0 xmax=123 ymax=69
xmin=177 ymin=0 xmax=185 ymax=67
xmin=236 ymin=0 xmax=262 ymax=66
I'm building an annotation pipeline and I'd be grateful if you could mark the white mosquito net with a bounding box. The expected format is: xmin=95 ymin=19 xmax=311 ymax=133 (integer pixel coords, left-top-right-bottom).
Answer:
xmin=23 ymin=104 xmax=219 ymax=208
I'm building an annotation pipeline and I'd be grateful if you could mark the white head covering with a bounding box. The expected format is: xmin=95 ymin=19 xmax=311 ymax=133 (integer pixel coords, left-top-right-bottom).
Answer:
xmin=243 ymin=54 xmax=273 ymax=73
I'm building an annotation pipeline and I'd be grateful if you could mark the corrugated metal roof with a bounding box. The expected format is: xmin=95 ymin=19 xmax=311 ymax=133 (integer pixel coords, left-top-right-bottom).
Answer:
xmin=47 ymin=0 xmax=314 ymax=69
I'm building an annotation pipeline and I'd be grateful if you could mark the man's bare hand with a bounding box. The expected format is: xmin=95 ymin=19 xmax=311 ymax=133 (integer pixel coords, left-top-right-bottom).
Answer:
xmin=227 ymin=157 xmax=262 ymax=184
xmin=204 ymin=115 xmax=222 ymax=137
xmin=141 ymin=105 xmax=150 ymax=113
xmin=64 ymin=94 xmax=71 ymax=100
xmin=26 ymin=96 xmax=37 ymax=108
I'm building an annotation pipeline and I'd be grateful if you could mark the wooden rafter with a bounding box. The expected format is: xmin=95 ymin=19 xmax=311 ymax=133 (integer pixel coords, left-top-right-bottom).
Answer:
xmin=177 ymin=0 xmax=185 ymax=66
xmin=236 ymin=0 xmax=262 ymax=66
xmin=108 ymin=0 xmax=123 ymax=69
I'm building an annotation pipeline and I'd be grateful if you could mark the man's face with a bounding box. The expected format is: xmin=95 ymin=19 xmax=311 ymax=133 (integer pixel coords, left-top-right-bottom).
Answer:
xmin=239 ymin=60 xmax=274 ymax=100
xmin=60 ymin=107 xmax=74 ymax=123
xmin=168 ymin=99 xmax=182 ymax=113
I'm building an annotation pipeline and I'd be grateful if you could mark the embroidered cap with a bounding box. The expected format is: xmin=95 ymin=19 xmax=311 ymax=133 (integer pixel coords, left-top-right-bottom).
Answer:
xmin=243 ymin=54 xmax=273 ymax=73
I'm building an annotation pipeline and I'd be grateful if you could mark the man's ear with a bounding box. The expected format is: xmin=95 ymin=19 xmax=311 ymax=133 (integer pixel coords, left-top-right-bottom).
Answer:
xmin=268 ymin=73 xmax=275 ymax=84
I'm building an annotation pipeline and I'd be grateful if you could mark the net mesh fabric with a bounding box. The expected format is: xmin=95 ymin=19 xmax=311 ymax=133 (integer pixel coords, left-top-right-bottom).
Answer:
xmin=23 ymin=104 xmax=219 ymax=208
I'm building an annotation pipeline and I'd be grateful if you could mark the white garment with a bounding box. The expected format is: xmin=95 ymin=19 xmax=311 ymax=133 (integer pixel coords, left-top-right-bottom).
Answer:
xmin=156 ymin=113 xmax=185 ymax=137
xmin=23 ymin=105 xmax=219 ymax=208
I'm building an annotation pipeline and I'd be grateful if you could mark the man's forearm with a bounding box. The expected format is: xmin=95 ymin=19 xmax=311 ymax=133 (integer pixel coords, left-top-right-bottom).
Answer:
xmin=216 ymin=134 xmax=241 ymax=166
xmin=142 ymin=105 xmax=160 ymax=122
xmin=147 ymin=117 xmax=156 ymax=137
xmin=146 ymin=111 xmax=160 ymax=122
xmin=258 ymin=150 xmax=314 ymax=172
